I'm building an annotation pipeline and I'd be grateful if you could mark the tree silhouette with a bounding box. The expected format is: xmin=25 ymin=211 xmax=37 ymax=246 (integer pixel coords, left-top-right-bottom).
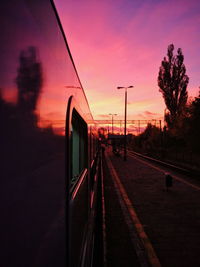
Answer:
xmin=16 ymin=46 xmax=43 ymax=114
xmin=158 ymin=44 xmax=189 ymax=130
xmin=187 ymin=91 xmax=200 ymax=151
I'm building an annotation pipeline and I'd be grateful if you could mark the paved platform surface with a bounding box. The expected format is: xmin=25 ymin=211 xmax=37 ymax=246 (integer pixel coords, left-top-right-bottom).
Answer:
xmin=103 ymin=154 xmax=141 ymax=267
xmin=103 ymin=147 xmax=200 ymax=267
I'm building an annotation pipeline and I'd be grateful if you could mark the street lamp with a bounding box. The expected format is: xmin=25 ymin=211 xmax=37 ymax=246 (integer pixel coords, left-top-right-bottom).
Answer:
xmin=117 ymin=85 xmax=134 ymax=161
xmin=109 ymin=113 xmax=117 ymax=134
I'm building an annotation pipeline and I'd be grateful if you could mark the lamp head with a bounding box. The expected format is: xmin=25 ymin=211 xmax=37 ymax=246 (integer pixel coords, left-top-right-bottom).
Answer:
xmin=117 ymin=86 xmax=134 ymax=89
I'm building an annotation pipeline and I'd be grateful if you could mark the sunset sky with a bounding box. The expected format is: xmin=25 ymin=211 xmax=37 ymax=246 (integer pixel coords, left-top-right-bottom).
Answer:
xmin=55 ymin=0 xmax=200 ymax=122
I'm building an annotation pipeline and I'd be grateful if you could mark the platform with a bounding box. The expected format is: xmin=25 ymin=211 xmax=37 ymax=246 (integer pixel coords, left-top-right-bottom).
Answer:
xmin=102 ymin=147 xmax=200 ymax=267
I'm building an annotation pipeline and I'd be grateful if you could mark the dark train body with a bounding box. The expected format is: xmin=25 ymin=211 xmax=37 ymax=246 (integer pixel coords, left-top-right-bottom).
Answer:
xmin=0 ymin=1 xmax=101 ymax=266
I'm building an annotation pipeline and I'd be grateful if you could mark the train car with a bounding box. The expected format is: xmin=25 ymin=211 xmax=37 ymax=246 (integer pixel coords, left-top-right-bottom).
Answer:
xmin=0 ymin=1 xmax=102 ymax=266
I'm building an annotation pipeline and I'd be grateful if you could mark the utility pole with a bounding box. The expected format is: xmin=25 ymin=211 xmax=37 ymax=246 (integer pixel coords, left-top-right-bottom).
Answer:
xmin=117 ymin=86 xmax=134 ymax=161
xmin=109 ymin=113 xmax=117 ymax=134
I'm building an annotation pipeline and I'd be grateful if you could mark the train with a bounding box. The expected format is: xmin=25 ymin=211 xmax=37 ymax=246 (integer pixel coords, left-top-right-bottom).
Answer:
xmin=0 ymin=1 xmax=102 ymax=266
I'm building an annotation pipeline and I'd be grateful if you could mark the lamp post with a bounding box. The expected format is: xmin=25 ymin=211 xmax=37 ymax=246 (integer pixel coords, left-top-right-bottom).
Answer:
xmin=109 ymin=113 xmax=117 ymax=134
xmin=117 ymin=86 xmax=134 ymax=161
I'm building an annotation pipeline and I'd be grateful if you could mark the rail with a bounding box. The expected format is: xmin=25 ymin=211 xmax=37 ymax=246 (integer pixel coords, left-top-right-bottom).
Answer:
xmin=128 ymin=150 xmax=200 ymax=177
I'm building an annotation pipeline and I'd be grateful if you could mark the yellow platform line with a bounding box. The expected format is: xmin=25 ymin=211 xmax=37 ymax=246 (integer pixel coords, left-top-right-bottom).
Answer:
xmin=106 ymin=153 xmax=161 ymax=267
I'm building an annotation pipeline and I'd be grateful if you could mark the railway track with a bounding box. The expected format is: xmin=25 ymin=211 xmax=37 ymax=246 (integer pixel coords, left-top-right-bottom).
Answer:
xmin=128 ymin=150 xmax=200 ymax=191
xmin=128 ymin=150 xmax=200 ymax=176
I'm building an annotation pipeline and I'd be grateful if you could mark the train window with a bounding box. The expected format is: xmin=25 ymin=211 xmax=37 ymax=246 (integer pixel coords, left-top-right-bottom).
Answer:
xmin=71 ymin=110 xmax=88 ymax=184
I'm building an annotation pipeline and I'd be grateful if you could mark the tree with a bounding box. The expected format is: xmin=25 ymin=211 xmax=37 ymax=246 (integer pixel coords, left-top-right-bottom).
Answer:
xmin=16 ymin=46 xmax=43 ymax=114
xmin=132 ymin=123 xmax=161 ymax=154
xmin=158 ymin=44 xmax=189 ymax=131
xmin=187 ymin=91 xmax=200 ymax=151
xmin=16 ymin=46 xmax=43 ymax=129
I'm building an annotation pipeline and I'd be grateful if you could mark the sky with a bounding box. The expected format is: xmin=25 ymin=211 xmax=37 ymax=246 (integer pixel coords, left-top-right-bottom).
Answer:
xmin=55 ymin=0 xmax=200 ymax=122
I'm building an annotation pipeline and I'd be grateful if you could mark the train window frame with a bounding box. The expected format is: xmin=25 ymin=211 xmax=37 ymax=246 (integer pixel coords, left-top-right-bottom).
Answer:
xmin=71 ymin=109 xmax=88 ymax=185
xmin=65 ymin=96 xmax=89 ymax=196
